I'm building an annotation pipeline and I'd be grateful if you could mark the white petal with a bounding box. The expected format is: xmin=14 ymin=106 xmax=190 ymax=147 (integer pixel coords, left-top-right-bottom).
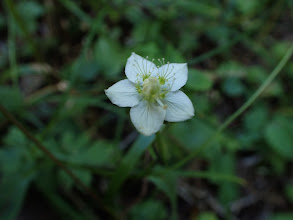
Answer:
xmin=125 ymin=52 xmax=158 ymax=83
xmin=165 ymin=90 xmax=194 ymax=122
xmin=105 ymin=79 xmax=141 ymax=107
xmin=130 ymin=100 xmax=166 ymax=136
xmin=158 ymin=63 xmax=188 ymax=91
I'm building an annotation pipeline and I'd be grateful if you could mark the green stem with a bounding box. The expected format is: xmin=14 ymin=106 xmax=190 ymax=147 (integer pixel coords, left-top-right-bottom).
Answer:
xmin=173 ymin=42 xmax=293 ymax=169
xmin=155 ymin=131 xmax=169 ymax=164
xmin=0 ymin=104 xmax=116 ymax=219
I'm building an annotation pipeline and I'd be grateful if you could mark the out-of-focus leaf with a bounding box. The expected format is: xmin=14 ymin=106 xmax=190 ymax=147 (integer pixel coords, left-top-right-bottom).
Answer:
xmin=94 ymin=37 xmax=126 ymax=79
xmin=58 ymin=168 xmax=92 ymax=190
xmin=81 ymin=141 xmax=115 ymax=166
xmin=0 ymin=127 xmax=35 ymax=220
xmin=271 ymin=42 xmax=292 ymax=60
xmin=0 ymin=127 xmax=35 ymax=173
xmin=132 ymin=21 xmax=161 ymax=44
xmin=0 ymin=13 xmax=5 ymax=29
xmin=71 ymin=57 xmax=100 ymax=82
xmin=206 ymin=25 xmax=230 ymax=45
xmin=0 ymin=173 xmax=33 ymax=220
xmin=148 ymin=166 xmax=177 ymax=220
xmin=239 ymin=104 xmax=269 ymax=147
xmin=164 ymin=44 xmax=185 ymax=63
xmin=134 ymin=42 xmax=161 ymax=61
xmin=170 ymin=118 xmax=215 ymax=152
xmin=186 ymin=69 xmax=213 ymax=91
xmin=235 ymin=0 xmax=263 ymax=14
xmin=217 ymin=61 xmax=246 ymax=77
xmin=269 ymin=213 xmax=293 ymax=220
xmin=196 ymin=212 xmax=219 ymax=220
xmin=0 ymin=86 xmax=23 ymax=113
xmin=246 ymin=66 xmax=267 ymax=84
xmin=262 ymin=81 xmax=283 ymax=97
xmin=129 ymin=199 xmax=167 ymax=220
xmin=107 ymin=135 xmax=155 ymax=198
xmin=222 ymin=77 xmax=245 ymax=97
xmin=285 ymin=184 xmax=293 ymax=203
xmin=48 ymin=131 xmax=118 ymax=171
xmin=16 ymin=1 xmax=44 ymax=33
xmin=37 ymin=180 xmax=86 ymax=220
xmin=244 ymin=104 xmax=268 ymax=132
xmin=175 ymin=1 xmax=220 ymax=18
xmin=209 ymin=153 xmax=239 ymax=205
xmin=265 ymin=116 xmax=293 ymax=159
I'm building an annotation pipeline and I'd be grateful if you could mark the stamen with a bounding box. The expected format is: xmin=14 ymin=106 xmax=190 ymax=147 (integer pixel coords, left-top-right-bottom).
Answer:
xmin=156 ymin=98 xmax=167 ymax=109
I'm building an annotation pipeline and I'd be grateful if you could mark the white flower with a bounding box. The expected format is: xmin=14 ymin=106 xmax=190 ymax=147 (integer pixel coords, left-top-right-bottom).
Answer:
xmin=105 ymin=52 xmax=194 ymax=136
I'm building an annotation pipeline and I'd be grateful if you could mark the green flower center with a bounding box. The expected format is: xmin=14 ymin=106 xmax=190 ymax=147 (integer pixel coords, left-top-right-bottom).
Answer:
xmin=142 ymin=77 xmax=161 ymax=101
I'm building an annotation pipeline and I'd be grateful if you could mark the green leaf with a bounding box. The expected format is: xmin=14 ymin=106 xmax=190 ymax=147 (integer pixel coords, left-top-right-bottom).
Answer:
xmin=170 ymin=118 xmax=215 ymax=152
xmin=209 ymin=153 xmax=239 ymax=205
xmin=0 ymin=127 xmax=35 ymax=173
xmin=271 ymin=42 xmax=292 ymax=60
xmin=129 ymin=199 xmax=167 ymax=220
xmin=148 ymin=166 xmax=177 ymax=220
xmin=217 ymin=61 xmax=245 ymax=77
xmin=186 ymin=69 xmax=213 ymax=91
xmin=235 ymin=0 xmax=263 ymax=14
xmin=244 ymin=104 xmax=268 ymax=132
xmin=269 ymin=213 xmax=293 ymax=220
xmin=0 ymin=86 xmax=23 ymax=113
xmin=71 ymin=57 xmax=100 ymax=82
xmin=132 ymin=21 xmax=161 ymax=44
xmin=107 ymin=135 xmax=155 ymax=198
xmin=164 ymin=44 xmax=185 ymax=63
xmin=285 ymin=184 xmax=293 ymax=203
xmin=265 ymin=117 xmax=293 ymax=159
xmin=94 ymin=37 xmax=125 ymax=79
xmin=196 ymin=212 xmax=219 ymax=220
xmin=222 ymin=77 xmax=245 ymax=97
xmin=246 ymin=66 xmax=267 ymax=84
xmin=16 ymin=1 xmax=44 ymax=34
xmin=136 ymin=42 xmax=161 ymax=59
xmin=58 ymin=168 xmax=92 ymax=190
xmin=81 ymin=141 xmax=115 ymax=166
xmin=37 ymin=180 xmax=87 ymax=220
xmin=0 ymin=173 xmax=33 ymax=220
xmin=56 ymin=132 xmax=117 ymax=167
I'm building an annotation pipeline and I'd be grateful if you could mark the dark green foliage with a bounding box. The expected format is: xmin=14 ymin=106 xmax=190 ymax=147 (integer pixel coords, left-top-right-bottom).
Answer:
xmin=0 ymin=0 xmax=293 ymax=219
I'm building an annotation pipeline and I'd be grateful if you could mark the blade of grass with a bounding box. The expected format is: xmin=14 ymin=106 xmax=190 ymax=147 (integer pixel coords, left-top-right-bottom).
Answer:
xmin=173 ymin=42 xmax=293 ymax=169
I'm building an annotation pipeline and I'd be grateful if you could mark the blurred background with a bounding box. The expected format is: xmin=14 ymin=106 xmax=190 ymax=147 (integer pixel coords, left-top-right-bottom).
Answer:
xmin=1 ymin=0 xmax=293 ymax=219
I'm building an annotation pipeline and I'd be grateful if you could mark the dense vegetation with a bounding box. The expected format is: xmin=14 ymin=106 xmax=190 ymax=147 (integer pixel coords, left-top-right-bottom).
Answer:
xmin=1 ymin=0 xmax=293 ymax=219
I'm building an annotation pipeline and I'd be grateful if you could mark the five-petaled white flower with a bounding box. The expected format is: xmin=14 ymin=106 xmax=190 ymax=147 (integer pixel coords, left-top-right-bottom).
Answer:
xmin=105 ymin=52 xmax=194 ymax=136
